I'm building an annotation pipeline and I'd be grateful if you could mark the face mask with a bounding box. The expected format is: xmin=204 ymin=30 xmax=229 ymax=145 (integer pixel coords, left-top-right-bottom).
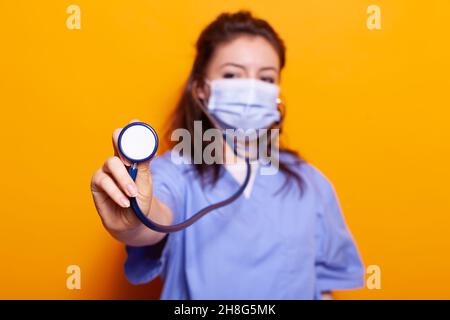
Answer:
xmin=206 ymin=78 xmax=281 ymax=130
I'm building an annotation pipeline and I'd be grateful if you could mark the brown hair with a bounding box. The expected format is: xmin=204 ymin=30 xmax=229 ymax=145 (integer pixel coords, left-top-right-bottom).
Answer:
xmin=165 ymin=10 xmax=306 ymax=196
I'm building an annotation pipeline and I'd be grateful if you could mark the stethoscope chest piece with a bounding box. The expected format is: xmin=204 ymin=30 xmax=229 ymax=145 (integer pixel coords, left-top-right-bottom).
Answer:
xmin=118 ymin=122 xmax=158 ymax=163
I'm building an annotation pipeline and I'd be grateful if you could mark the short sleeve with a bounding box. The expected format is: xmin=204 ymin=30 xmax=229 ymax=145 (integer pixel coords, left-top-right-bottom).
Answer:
xmin=315 ymin=174 xmax=365 ymax=293
xmin=124 ymin=152 xmax=186 ymax=285
xmin=124 ymin=236 xmax=169 ymax=285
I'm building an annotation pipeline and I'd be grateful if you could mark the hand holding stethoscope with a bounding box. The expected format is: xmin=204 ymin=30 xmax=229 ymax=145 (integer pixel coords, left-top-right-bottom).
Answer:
xmin=90 ymin=120 xmax=164 ymax=234
xmin=91 ymin=119 xmax=250 ymax=234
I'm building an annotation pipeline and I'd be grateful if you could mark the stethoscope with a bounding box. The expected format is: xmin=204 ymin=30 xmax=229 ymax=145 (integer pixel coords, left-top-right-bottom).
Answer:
xmin=118 ymin=121 xmax=251 ymax=233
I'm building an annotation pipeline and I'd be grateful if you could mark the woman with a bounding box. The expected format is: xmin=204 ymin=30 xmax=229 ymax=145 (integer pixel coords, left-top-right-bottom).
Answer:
xmin=90 ymin=11 xmax=364 ymax=299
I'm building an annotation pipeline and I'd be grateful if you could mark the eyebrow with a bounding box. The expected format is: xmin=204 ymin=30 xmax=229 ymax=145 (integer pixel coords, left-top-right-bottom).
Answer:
xmin=219 ymin=62 xmax=278 ymax=72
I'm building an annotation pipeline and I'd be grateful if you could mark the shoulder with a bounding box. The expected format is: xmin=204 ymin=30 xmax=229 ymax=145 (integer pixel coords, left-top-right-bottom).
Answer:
xmin=279 ymin=151 xmax=336 ymax=202
xmin=302 ymin=163 xmax=337 ymax=202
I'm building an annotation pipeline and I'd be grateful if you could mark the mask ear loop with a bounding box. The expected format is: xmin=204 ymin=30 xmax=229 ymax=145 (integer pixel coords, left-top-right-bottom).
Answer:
xmin=193 ymin=79 xmax=222 ymax=129
xmin=274 ymin=96 xmax=286 ymax=131
xmin=255 ymin=96 xmax=284 ymax=165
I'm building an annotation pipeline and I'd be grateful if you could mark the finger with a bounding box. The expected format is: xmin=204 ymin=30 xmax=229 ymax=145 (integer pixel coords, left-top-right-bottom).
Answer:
xmin=111 ymin=119 xmax=142 ymax=166
xmin=112 ymin=128 xmax=131 ymax=166
xmin=95 ymin=171 xmax=131 ymax=208
xmin=103 ymin=156 xmax=138 ymax=198
xmin=134 ymin=159 xmax=153 ymax=201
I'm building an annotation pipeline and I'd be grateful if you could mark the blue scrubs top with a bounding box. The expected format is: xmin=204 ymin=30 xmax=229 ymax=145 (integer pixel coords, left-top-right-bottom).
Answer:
xmin=124 ymin=152 xmax=364 ymax=299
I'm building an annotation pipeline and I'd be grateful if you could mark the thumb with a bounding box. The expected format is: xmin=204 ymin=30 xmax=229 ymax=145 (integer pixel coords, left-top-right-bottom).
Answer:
xmin=133 ymin=159 xmax=153 ymax=213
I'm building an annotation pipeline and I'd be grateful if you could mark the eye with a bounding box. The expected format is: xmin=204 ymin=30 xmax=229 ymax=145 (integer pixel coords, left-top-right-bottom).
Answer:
xmin=223 ymin=72 xmax=237 ymax=79
xmin=260 ymin=76 xmax=275 ymax=83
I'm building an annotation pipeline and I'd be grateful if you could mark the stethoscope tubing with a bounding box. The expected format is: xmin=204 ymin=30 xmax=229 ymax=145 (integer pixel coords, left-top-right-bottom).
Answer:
xmin=128 ymin=159 xmax=251 ymax=233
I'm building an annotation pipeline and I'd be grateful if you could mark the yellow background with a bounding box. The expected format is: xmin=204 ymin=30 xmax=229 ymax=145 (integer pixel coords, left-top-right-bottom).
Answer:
xmin=0 ymin=0 xmax=449 ymax=299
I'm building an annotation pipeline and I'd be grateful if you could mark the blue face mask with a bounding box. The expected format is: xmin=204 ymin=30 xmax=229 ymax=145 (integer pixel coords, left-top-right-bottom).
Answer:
xmin=206 ymin=78 xmax=281 ymax=130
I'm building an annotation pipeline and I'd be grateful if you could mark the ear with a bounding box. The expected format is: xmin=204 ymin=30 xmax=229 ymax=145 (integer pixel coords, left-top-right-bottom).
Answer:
xmin=276 ymin=96 xmax=285 ymax=125
xmin=194 ymin=80 xmax=209 ymax=101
